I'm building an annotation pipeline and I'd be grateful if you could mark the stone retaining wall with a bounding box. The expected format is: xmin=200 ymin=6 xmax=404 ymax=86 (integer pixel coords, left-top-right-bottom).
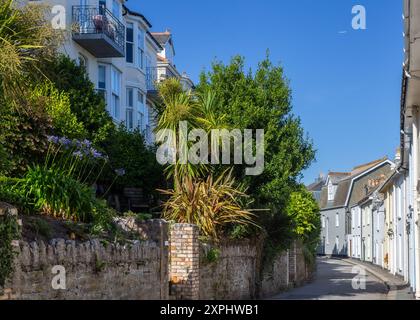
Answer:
xmin=1 ymin=239 xmax=166 ymax=300
xmin=0 ymin=203 xmax=313 ymax=300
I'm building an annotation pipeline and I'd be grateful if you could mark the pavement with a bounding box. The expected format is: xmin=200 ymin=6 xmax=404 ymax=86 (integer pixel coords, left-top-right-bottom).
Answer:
xmin=269 ymin=257 xmax=415 ymax=300
xmin=344 ymin=258 xmax=415 ymax=300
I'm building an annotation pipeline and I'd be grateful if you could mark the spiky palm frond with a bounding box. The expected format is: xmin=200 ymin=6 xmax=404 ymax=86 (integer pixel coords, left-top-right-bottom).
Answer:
xmin=159 ymin=168 xmax=260 ymax=241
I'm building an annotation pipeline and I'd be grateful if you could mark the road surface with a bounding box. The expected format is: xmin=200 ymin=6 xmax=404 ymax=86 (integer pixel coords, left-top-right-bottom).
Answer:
xmin=270 ymin=257 xmax=389 ymax=300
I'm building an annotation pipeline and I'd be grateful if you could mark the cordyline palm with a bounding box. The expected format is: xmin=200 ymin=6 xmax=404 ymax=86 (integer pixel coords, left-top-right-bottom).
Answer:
xmin=0 ymin=0 xmax=59 ymax=105
xmin=196 ymin=89 xmax=227 ymax=132
xmin=154 ymin=80 xmax=231 ymax=186
xmin=159 ymin=168 xmax=259 ymax=241
xmin=155 ymin=78 xmax=206 ymax=186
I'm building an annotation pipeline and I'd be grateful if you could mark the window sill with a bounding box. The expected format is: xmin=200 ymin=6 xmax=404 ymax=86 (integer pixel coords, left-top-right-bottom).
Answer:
xmin=127 ymin=64 xmax=146 ymax=75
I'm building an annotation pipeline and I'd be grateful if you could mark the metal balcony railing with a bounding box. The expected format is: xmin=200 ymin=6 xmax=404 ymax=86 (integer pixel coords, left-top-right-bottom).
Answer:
xmin=146 ymin=67 xmax=179 ymax=91
xmin=72 ymin=5 xmax=125 ymax=53
xmin=146 ymin=67 xmax=157 ymax=91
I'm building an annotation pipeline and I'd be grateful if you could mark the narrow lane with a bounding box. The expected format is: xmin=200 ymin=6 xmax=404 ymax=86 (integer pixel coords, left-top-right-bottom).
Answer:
xmin=270 ymin=257 xmax=389 ymax=300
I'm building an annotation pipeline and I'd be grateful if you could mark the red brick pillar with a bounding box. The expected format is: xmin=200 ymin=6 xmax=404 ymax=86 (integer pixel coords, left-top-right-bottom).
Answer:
xmin=169 ymin=224 xmax=200 ymax=300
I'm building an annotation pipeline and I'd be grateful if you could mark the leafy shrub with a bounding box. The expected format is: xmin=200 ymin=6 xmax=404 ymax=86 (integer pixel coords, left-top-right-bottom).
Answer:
xmin=100 ymin=125 xmax=164 ymax=193
xmin=90 ymin=198 xmax=116 ymax=235
xmin=0 ymin=144 xmax=11 ymax=175
xmin=159 ymin=169 xmax=259 ymax=241
xmin=18 ymin=165 xmax=96 ymax=222
xmin=0 ymin=176 xmax=27 ymax=210
xmin=29 ymin=83 xmax=87 ymax=139
xmin=0 ymin=102 xmax=53 ymax=175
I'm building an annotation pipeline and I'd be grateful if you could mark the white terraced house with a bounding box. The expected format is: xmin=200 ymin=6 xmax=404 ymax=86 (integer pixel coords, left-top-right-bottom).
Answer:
xmin=27 ymin=0 xmax=194 ymax=144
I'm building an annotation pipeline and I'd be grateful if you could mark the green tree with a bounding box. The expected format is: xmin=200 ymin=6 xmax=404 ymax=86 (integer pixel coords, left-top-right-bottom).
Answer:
xmin=40 ymin=55 xmax=115 ymax=144
xmin=286 ymin=188 xmax=321 ymax=242
xmin=197 ymin=55 xmax=316 ymax=248
xmin=286 ymin=187 xmax=321 ymax=264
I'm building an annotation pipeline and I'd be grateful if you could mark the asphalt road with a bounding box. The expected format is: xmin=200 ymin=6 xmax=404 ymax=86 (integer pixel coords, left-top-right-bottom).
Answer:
xmin=270 ymin=257 xmax=389 ymax=300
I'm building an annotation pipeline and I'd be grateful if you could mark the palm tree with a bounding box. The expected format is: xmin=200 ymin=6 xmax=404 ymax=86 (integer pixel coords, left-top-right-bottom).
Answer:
xmin=154 ymin=78 xmax=203 ymax=186
xmin=0 ymin=0 xmax=59 ymax=104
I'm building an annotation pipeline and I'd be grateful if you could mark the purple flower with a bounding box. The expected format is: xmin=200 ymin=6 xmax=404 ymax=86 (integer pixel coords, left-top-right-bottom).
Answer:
xmin=72 ymin=151 xmax=83 ymax=159
xmin=72 ymin=139 xmax=82 ymax=148
xmin=91 ymin=149 xmax=103 ymax=159
xmin=47 ymin=135 xmax=60 ymax=144
xmin=82 ymin=139 xmax=92 ymax=148
xmin=59 ymin=137 xmax=72 ymax=148
xmin=115 ymin=168 xmax=126 ymax=176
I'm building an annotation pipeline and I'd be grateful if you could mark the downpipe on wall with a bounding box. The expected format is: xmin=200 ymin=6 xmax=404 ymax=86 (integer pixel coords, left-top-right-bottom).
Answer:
xmin=415 ymin=108 xmax=420 ymax=299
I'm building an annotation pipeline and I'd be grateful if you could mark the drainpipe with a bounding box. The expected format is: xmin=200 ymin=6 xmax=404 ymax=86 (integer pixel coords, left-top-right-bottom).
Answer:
xmin=414 ymin=108 xmax=420 ymax=299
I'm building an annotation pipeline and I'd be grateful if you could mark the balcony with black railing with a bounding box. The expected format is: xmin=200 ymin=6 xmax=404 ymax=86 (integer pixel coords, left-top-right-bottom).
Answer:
xmin=72 ymin=6 xmax=125 ymax=58
xmin=146 ymin=67 xmax=158 ymax=92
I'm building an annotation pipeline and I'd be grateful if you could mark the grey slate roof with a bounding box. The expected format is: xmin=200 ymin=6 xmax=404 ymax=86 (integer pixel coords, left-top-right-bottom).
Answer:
xmin=319 ymin=157 xmax=392 ymax=210
xmin=123 ymin=5 xmax=152 ymax=28
xmin=307 ymin=179 xmax=325 ymax=192
xmin=151 ymin=32 xmax=171 ymax=46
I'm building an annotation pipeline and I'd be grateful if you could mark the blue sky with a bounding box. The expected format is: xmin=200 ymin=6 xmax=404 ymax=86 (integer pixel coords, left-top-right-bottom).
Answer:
xmin=131 ymin=0 xmax=403 ymax=184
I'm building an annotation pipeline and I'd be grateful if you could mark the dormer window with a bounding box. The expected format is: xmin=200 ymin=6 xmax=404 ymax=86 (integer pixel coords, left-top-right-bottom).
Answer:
xmin=327 ymin=181 xmax=335 ymax=201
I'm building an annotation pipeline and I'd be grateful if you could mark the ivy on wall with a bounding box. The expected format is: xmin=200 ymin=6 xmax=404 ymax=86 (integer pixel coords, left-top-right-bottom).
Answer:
xmin=0 ymin=213 xmax=20 ymax=288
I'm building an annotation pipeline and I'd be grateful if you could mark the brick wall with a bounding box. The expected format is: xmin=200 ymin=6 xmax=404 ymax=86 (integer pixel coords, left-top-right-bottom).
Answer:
xmin=169 ymin=224 xmax=199 ymax=300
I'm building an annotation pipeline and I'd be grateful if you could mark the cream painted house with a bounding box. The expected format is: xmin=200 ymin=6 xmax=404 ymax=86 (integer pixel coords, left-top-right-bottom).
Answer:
xmin=28 ymin=0 xmax=194 ymax=144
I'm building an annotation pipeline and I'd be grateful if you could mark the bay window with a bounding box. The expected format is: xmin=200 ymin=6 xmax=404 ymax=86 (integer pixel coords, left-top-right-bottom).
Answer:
xmin=98 ymin=64 xmax=106 ymax=100
xmin=126 ymin=23 xmax=134 ymax=63
xmin=138 ymin=28 xmax=145 ymax=69
xmin=126 ymin=88 xmax=134 ymax=130
xmin=137 ymin=91 xmax=145 ymax=130
xmin=112 ymin=0 xmax=120 ymax=18
xmin=111 ymin=66 xmax=121 ymax=119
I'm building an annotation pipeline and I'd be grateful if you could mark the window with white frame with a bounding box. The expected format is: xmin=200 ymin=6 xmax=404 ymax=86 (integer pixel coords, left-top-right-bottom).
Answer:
xmin=111 ymin=67 xmax=121 ymax=119
xmin=126 ymin=23 xmax=134 ymax=63
xmin=321 ymin=216 xmax=325 ymax=228
xmin=138 ymin=28 xmax=145 ymax=69
xmin=112 ymin=0 xmax=120 ymax=18
xmin=326 ymin=218 xmax=330 ymax=244
xmin=327 ymin=181 xmax=335 ymax=201
xmin=99 ymin=0 xmax=106 ymax=14
xmin=126 ymin=88 xmax=134 ymax=130
xmin=335 ymin=212 xmax=339 ymax=227
xmin=335 ymin=236 xmax=339 ymax=250
xmin=98 ymin=64 xmax=106 ymax=100
xmin=137 ymin=91 xmax=145 ymax=130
